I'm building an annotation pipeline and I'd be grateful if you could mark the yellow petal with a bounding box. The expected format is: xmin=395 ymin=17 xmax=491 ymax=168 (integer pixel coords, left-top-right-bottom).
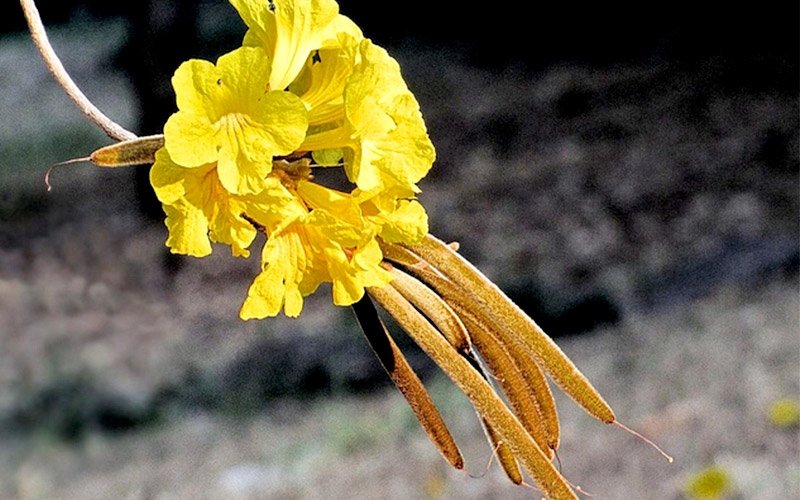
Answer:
xmin=376 ymin=199 xmax=429 ymax=244
xmin=296 ymin=180 xmax=363 ymax=229
xmin=207 ymin=196 xmax=259 ymax=258
xmin=164 ymin=111 xmax=218 ymax=168
xmin=171 ymin=59 xmax=218 ymax=117
xmin=215 ymin=137 xmax=271 ymax=195
xmin=240 ymin=261 xmax=287 ymax=319
xmin=300 ymin=39 xmax=435 ymax=194
xmin=372 ymin=92 xmax=436 ymax=189
xmin=149 ymin=148 xmax=188 ymax=204
xmin=231 ymin=0 xmax=341 ymax=90
xmin=326 ymin=246 xmax=364 ymax=306
xmin=240 ymin=225 xmax=308 ymax=319
xmin=352 ymin=239 xmax=393 ymax=288
xmin=325 ymin=238 xmax=391 ymax=306
xmin=213 ymin=89 xmax=308 ymax=194
xmin=162 ymin=200 xmax=212 ymax=257
xmin=318 ymin=14 xmax=363 ymax=48
xmin=246 ymin=175 xmax=309 ymax=231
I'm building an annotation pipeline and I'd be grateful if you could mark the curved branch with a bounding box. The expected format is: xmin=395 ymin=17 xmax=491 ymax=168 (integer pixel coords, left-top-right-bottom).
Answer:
xmin=19 ymin=0 xmax=136 ymax=141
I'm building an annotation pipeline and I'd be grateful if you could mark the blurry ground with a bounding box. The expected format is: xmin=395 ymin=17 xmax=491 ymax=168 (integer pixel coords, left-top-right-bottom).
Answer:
xmin=0 ymin=19 xmax=798 ymax=500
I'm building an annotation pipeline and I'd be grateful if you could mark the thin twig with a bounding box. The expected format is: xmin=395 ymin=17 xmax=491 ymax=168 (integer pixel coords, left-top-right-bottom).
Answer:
xmin=19 ymin=0 xmax=136 ymax=141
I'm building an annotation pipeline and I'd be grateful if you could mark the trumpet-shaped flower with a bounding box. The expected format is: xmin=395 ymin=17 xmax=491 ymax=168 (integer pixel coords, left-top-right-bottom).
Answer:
xmin=239 ymin=175 xmax=392 ymax=318
xmin=164 ymin=46 xmax=308 ymax=195
xmin=301 ymin=40 xmax=435 ymax=195
xmin=231 ymin=0 xmax=361 ymax=91
xmin=156 ymin=0 xmax=435 ymax=316
xmin=150 ymin=148 xmax=262 ymax=257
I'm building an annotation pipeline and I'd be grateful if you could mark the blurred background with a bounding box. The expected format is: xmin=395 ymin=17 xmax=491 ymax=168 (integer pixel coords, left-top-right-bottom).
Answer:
xmin=0 ymin=1 xmax=797 ymax=498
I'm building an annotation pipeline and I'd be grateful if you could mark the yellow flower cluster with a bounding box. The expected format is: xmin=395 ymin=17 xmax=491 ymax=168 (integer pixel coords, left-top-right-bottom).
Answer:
xmin=151 ymin=0 xmax=434 ymax=318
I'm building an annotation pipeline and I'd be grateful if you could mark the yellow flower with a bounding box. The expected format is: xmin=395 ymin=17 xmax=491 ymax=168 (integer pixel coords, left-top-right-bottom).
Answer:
xmin=239 ymin=171 xmax=392 ymax=318
xmin=164 ymin=46 xmax=308 ymax=195
xmin=301 ymin=39 xmax=435 ymax=195
xmin=150 ymin=149 xmax=258 ymax=257
xmin=156 ymin=0 xmax=435 ymax=315
xmin=231 ymin=0 xmax=361 ymax=91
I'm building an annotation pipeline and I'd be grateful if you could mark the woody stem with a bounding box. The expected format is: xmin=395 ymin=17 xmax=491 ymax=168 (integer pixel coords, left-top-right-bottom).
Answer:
xmin=19 ymin=0 xmax=136 ymax=141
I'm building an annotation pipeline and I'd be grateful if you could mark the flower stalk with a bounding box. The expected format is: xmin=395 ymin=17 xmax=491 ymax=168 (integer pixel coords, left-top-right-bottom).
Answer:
xmin=19 ymin=0 xmax=136 ymax=141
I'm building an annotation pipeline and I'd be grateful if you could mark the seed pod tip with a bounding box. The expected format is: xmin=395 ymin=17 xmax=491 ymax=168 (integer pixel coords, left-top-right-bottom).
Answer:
xmin=613 ymin=420 xmax=673 ymax=463
xmin=44 ymin=157 xmax=91 ymax=192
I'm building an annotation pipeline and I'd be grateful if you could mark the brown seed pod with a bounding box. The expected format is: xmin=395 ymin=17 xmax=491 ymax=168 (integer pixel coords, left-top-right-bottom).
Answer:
xmin=89 ymin=134 xmax=165 ymax=167
xmin=407 ymin=235 xmax=616 ymax=424
xmin=368 ymin=284 xmax=578 ymax=499
xmin=351 ymin=296 xmax=464 ymax=470
xmin=388 ymin=267 xmax=472 ymax=354
xmin=457 ymin=309 xmax=555 ymax=459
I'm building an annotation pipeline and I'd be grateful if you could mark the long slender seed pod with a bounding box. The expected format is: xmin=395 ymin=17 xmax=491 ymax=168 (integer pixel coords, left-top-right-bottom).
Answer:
xmin=402 ymin=255 xmax=573 ymax=447
xmin=407 ymin=235 xmax=615 ymax=424
xmin=381 ymin=243 xmax=668 ymax=460
xmin=391 ymin=269 xmax=525 ymax=485
xmin=501 ymin=333 xmax=561 ymax=451
xmin=383 ymin=245 xmax=560 ymax=449
xmin=90 ymin=135 xmax=165 ymax=167
xmin=352 ymin=296 xmax=464 ymax=470
xmin=438 ymin=285 xmax=560 ymax=451
xmin=499 ymin=333 xmax=561 ymax=451
xmin=458 ymin=325 xmax=524 ymax=485
xmin=384 ymin=255 xmax=526 ymax=480
xmin=458 ymin=311 xmax=554 ymax=459
xmin=368 ymin=285 xmax=577 ymax=500
xmin=389 ymin=267 xmax=471 ymax=353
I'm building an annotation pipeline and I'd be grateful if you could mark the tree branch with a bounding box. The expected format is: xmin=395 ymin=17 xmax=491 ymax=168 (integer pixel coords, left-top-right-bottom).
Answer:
xmin=19 ymin=0 xmax=136 ymax=141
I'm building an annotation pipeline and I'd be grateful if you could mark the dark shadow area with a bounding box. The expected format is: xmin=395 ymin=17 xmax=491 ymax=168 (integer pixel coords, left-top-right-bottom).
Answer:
xmin=8 ymin=2 xmax=797 ymax=74
xmin=1 ymin=320 xmax=439 ymax=439
xmin=638 ymin=235 xmax=800 ymax=311
xmin=2 ymin=375 xmax=160 ymax=441
xmin=505 ymin=281 xmax=622 ymax=338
